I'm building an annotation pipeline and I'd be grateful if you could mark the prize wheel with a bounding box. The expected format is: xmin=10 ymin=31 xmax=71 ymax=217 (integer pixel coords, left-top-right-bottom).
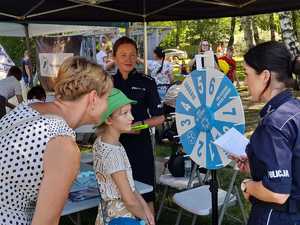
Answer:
xmin=175 ymin=69 xmax=245 ymax=170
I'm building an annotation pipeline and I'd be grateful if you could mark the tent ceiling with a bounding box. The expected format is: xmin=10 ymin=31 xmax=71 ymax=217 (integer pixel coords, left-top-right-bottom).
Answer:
xmin=0 ymin=0 xmax=300 ymax=24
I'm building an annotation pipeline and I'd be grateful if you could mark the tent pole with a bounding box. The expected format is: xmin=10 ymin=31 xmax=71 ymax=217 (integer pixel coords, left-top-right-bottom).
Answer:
xmin=143 ymin=20 xmax=148 ymax=74
xmin=23 ymin=23 xmax=31 ymax=57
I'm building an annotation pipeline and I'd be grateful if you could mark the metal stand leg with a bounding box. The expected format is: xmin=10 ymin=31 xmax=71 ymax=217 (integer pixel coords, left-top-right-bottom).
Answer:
xmin=218 ymin=170 xmax=238 ymax=225
xmin=175 ymin=209 xmax=183 ymax=225
xmin=156 ymin=186 xmax=168 ymax=221
xmin=234 ymin=185 xmax=248 ymax=225
xmin=191 ymin=215 xmax=197 ymax=225
xmin=210 ymin=170 xmax=218 ymax=225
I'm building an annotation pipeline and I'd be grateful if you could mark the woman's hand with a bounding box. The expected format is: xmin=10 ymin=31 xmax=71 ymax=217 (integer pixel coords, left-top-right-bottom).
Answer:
xmin=229 ymin=155 xmax=250 ymax=173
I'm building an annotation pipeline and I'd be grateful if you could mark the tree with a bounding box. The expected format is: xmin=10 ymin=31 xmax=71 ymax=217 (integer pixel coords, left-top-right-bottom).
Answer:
xmin=269 ymin=13 xmax=276 ymax=41
xmin=252 ymin=16 xmax=260 ymax=44
xmin=279 ymin=11 xmax=300 ymax=56
xmin=0 ymin=37 xmax=27 ymax=66
xmin=292 ymin=11 xmax=299 ymax=41
xmin=228 ymin=17 xmax=236 ymax=48
xmin=241 ymin=16 xmax=254 ymax=50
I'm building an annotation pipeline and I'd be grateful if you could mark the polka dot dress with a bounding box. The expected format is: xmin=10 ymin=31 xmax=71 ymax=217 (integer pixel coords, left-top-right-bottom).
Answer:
xmin=0 ymin=103 xmax=75 ymax=225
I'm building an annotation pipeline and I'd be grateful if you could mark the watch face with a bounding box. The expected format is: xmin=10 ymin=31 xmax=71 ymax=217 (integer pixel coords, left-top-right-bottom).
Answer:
xmin=241 ymin=182 xmax=246 ymax=192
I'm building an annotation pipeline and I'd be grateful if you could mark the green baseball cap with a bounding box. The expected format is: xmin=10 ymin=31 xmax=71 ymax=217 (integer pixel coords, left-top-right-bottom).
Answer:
xmin=96 ymin=88 xmax=137 ymax=127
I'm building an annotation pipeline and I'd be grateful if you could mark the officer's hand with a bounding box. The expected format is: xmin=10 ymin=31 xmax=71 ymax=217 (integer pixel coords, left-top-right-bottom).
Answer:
xmin=229 ymin=155 xmax=250 ymax=173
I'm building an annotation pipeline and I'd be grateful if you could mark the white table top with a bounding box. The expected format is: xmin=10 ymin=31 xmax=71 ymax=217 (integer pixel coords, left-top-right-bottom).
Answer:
xmin=80 ymin=152 xmax=93 ymax=164
xmin=75 ymin=124 xmax=95 ymax=134
xmin=62 ymin=164 xmax=153 ymax=216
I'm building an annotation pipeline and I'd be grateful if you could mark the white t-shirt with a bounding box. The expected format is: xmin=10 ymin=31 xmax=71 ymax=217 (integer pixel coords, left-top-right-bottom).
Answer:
xmin=96 ymin=50 xmax=107 ymax=66
xmin=0 ymin=76 xmax=22 ymax=99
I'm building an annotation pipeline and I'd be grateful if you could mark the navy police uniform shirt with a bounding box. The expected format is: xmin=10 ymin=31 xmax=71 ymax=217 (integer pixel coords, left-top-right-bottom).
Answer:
xmin=246 ymin=90 xmax=300 ymax=207
xmin=113 ymin=69 xmax=164 ymax=121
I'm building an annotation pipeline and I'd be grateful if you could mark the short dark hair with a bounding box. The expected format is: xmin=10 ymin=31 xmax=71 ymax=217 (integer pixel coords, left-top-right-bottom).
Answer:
xmin=244 ymin=41 xmax=300 ymax=88
xmin=7 ymin=66 xmax=22 ymax=81
xmin=113 ymin=36 xmax=138 ymax=56
xmin=27 ymin=85 xmax=46 ymax=101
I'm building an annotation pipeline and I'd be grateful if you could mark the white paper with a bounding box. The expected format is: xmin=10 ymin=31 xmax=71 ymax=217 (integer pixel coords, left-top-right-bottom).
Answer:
xmin=203 ymin=50 xmax=215 ymax=68
xmin=213 ymin=127 xmax=249 ymax=157
xmin=195 ymin=54 xmax=204 ymax=70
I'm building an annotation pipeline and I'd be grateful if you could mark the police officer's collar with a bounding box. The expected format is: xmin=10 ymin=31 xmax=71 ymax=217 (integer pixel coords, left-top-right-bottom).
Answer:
xmin=115 ymin=69 xmax=138 ymax=80
xmin=260 ymin=89 xmax=293 ymax=118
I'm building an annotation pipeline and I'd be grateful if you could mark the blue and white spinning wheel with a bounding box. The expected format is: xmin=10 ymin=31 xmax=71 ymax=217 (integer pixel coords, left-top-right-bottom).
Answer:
xmin=175 ymin=69 xmax=245 ymax=170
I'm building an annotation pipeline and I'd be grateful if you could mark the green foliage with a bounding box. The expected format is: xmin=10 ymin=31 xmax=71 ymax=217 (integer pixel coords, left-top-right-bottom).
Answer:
xmin=0 ymin=37 xmax=27 ymax=66
xmin=151 ymin=18 xmax=231 ymax=57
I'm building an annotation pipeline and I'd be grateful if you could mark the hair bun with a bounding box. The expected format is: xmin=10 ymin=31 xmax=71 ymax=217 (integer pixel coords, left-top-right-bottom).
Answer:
xmin=292 ymin=56 xmax=300 ymax=76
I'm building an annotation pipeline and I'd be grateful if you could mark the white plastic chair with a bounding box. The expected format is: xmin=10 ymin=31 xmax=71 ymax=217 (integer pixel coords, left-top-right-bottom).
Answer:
xmin=156 ymin=161 xmax=208 ymax=221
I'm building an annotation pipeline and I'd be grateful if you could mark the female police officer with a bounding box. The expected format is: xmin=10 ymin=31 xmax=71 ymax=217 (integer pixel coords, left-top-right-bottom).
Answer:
xmin=112 ymin=36 xmax=165 ymax=213
xmin=233 ymin=41 xmax=300 ymax=225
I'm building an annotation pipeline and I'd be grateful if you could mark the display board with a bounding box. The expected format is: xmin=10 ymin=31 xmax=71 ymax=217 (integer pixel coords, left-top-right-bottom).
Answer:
xmin=175 ymin=69 xmax=245 ymax=169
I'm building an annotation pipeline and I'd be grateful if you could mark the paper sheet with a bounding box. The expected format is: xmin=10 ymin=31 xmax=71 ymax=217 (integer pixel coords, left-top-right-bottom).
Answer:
xmin=213 ymin=127 xmax=249 ymax=157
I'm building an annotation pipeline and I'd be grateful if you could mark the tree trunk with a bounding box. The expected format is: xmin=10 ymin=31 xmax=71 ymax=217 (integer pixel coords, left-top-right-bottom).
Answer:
xmin=175 ymin=21 xmax=182 ymax=48
xmin=241 ymin=16 xmax=254 ymax=50
xmin=269 ymin=13 xmax=276 ymax=41
xmin=279 ymin=11 xmax=300 ymax=90
xmin=252 ymin=16 xmax=260 ymax=44
xmin=227 ymin=17 xmax=236 ymax=48
xmin=292 ymin=11 xmax=299 ymax=42
xmin=279 ymin=11 xmax=300 ymax=56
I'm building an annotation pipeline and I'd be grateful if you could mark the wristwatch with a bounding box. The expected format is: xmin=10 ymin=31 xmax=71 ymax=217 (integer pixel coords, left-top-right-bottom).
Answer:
xmin=241 ymin=179 xmax=251 ymax=193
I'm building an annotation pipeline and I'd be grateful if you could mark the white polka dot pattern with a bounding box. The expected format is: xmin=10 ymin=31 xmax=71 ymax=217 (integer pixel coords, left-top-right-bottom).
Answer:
xmin=0 ymin=103 xmax=75 ymax=225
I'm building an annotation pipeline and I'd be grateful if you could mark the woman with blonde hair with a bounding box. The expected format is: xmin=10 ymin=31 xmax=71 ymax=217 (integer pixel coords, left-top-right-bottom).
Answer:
xmin=0 ymin=56 xmax=112 ymax=225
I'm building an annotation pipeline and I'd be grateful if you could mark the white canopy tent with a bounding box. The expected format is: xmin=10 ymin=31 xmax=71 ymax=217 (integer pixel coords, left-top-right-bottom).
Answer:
xmin=0 ymin=22 xmax=120 ymax=37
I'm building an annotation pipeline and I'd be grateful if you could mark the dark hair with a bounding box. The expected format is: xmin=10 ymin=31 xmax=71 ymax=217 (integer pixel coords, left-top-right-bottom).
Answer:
xmin=244 ymin=41 xmax=300 ymax=90
xmin=7 ymin=66 xmax=22 ymax=81
xmin=153 ymin=46 xmax=165 ymax=74
xmin=113 ymin=36 xmax=138 ymax=56
xmin=27 ymin=85 xmax=46 ymax=101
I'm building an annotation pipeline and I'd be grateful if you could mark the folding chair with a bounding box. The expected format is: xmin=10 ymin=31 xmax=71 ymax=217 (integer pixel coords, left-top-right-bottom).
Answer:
xmin=156 ymin=159 xmax=208 ymax=221
xmin=173 ymin=165 xmax=247 ymax=225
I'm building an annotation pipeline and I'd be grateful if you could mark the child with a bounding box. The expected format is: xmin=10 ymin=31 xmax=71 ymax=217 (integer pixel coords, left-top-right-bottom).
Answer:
xmin=93 ymin=88 xmax=155 ymax=225
xmin=27 ymin=85 xmax=46 ymax=102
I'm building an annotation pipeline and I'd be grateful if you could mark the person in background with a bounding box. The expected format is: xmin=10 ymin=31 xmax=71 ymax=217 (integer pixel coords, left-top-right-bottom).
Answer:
xmin=145 ymin=46 xmax=173 ymax=99
xmin=27 ymin=85 xmax=46 ymax=102
xmin=93 ymin=88 xmax=155 ymax=225
xmin=104 ymin=49 xmax=118 ymax=76
xmin=96 ymin=36 xmax=108 ymax=67
xmin=113 ymin=36 xmax=165 ymax=213
xmin=218 ymin=46 xmax=240 ymax=87
xmin=21 ymin=50 xmax=33 ymax=87
xmin=231 ymin=41 xmax=300 ymax=225
xmin=0 ymin=66 xmax=23 ymax=119
xmin=216 ymin=42 xmax=225 ymax=57
xmin=188 ymin=40 xmax=219 ymax=71
xmin=0 ymin=56 xmax=112 ymax=225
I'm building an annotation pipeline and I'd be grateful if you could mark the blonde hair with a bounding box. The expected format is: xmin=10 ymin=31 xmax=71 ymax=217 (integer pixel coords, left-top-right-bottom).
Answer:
xmin=54 ymin=56 xmax=112 ymax=101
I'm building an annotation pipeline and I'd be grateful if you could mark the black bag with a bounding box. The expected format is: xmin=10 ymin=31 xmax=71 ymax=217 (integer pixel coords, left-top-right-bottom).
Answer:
xmin=167 ymin=151 xmax=186 ymax=177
